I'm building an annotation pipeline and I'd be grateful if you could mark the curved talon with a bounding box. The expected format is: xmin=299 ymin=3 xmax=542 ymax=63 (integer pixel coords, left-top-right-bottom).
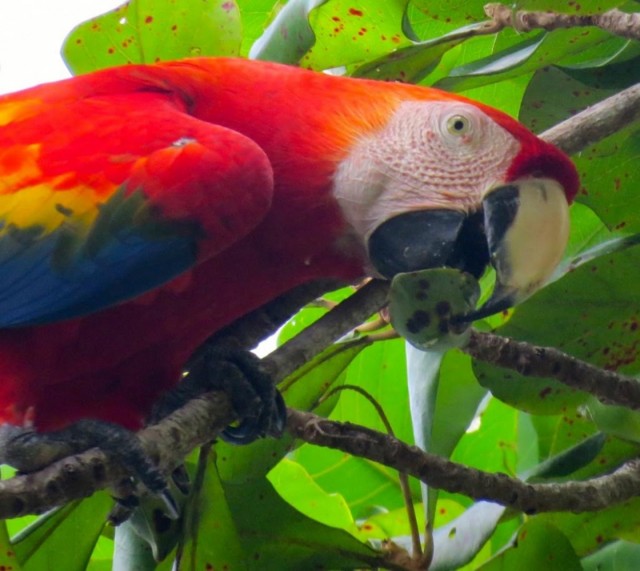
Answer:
xmin=0 ymin=419 xmax=176 ymax=525
xmin=159 ymin=489 xmax=180 ymax=520
xmin=153 ymin=345 xmax=286 ymax=446
xmin=221 ymin=387 xmax=287 ymax=445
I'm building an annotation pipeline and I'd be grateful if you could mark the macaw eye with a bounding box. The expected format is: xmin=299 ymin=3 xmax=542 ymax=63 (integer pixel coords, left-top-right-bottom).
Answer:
xmin=446 ymin=114 xmax=471 ymax=136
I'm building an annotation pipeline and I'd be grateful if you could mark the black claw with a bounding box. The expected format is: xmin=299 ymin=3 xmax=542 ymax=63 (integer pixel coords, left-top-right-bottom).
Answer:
xmin=153 ymin=345 xmax=285 ymax=446
xmin=159 ymin=489 xmax=180 ymax=520
xmin=0 ymin=419 xmax=174 ymax=525
xmin=171 ymin=465 xmax=191 ymax=495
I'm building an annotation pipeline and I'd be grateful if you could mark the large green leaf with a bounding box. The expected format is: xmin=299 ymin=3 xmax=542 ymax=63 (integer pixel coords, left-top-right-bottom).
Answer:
xmin=291 ymin=340 xmax=417 ymax=520
xmin=223 ymin=475 xmax=382 ymax=569
xmin=521 ymin=57 xmax=640 ymax=133
xmin=351 ymin=22 xmax=484 ymax=83
xmin=0 ymin=514 xmax=21 ymax=571
xmin=13 ymin=494 xmax=112 ymax=571
xmin=474 ymin=242 xmax=640 ymax=414
xmin=541 ymin=498 xmax=640 ymax=557
xmin=583 ymin=540 xmax=640 ymax=570
xmin=478 ymin=520 xmax=582 ymax=570
xmin=178 ymin=452 xmax=246 ymax=571
xmin=438 ymin=28 xmax=617 ymax=92
xmin=430 ymin=502 xmax=507 ymax=571
xmin=303 ymin=0 xmax=412 ymax=70
xmin=250 ymin=0 xmax=329 ymax=63
xmin=577 ymin=128 xmax=640 ymax=234
xmin=63 ymin=0 xmax=242 ymax=74
xmin=175 ymin=450 xmax=380 ymax=570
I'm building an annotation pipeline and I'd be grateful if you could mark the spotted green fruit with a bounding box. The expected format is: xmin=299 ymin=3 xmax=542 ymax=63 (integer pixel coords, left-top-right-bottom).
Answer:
xmin=389 ymin=269 xmax=480 ymax=351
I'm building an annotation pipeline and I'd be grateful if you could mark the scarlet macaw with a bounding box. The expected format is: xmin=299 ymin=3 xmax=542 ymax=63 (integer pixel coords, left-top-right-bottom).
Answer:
xmin=0 ymin=57 xmax=577 ymax=449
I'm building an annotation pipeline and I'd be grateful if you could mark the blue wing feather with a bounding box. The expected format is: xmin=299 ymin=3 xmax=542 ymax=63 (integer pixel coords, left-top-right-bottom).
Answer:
xmin=0 ymin=187 xmax=199 ymax=327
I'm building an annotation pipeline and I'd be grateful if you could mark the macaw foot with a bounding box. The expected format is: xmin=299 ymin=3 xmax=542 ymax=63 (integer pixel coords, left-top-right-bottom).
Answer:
xmin=151 ymin=346 xmax=287 ymax=445
xmin=0 ymin=420 xmax=178 ymax=522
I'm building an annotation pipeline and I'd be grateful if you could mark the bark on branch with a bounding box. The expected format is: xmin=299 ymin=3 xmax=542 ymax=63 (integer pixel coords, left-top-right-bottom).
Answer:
xmin=288 ymin=409 xmax=640 ymax=514
xmin=484 ymin=4 xmax=640 ymax=41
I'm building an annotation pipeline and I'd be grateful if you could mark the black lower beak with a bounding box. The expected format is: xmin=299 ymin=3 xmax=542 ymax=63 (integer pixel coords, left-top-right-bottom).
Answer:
xmin=368 ymin=209 xmax=489 ymax=279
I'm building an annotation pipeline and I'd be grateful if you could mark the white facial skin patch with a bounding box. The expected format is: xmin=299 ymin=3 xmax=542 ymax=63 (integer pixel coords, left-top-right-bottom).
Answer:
xmin=332 ymin=100 xmax=522 ymax=244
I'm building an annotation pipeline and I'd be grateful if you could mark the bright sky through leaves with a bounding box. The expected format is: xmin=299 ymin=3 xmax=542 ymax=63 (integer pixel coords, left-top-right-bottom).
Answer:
xmin=0 ymin=0 xmax=121 ymax=93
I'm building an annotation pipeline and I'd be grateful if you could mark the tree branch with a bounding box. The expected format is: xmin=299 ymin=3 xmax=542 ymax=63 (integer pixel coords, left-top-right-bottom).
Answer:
xmin=288 ymin=409 xmax=640 ymax=514
xmin=484 ymin=4 xmax=640 ymax=41
xmin=464 ymin=331 xmax=640 ymax=409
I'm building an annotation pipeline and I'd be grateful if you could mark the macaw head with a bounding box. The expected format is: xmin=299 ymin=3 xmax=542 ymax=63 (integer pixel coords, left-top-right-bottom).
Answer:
xmin=333 ymin=96 xmax=579 ymax=321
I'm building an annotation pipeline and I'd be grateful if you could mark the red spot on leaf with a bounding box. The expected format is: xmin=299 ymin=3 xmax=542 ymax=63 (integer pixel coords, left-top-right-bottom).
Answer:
xmin=349 ymin=8 xmax=364 ymax=16
xmin=596 ymin=534 xmax=604 ymax=543
xmin=539 ymin=387 xmax=552 ymax=399
xmin=222 ymin=1 xmax=235 ymax=11
xmin=145 ymin=15 xmax=153 ymax=24
xmin=107 ymin=47 xmax=115 ymax=54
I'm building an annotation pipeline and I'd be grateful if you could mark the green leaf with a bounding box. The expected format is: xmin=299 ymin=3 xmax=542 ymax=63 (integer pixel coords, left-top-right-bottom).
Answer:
xmin=13 ymin=494 xmax=112 ymax=571
xmin=438 ymin=28 xmax=617 ymax=92
xmin=0 ymin=515 xmax=21 ymax=571
xmin=541 ymin=498 xmax=640 ymax=557
xmin=431 ymin=502 xmax=506 ymax=571
xmin=224 ymin=475 xmax=382 ymax=569
xmin=449 ymin=397 xmax=520 ymax=477
xmin=520 ymin=57 xmax=640 ymax=133
xmin=303 ymin=0 xmax=412 ymax=70
xmin=268 ymin=458 xmax=358 ymax=535
xmin=408 ymin=0 xmax=488 ymax=28
xmin=237 ymin=0 xmax=282 ymax=56
xmin=291 ymin=340 xmax=416 ymax=520
xmin=525 ymin=432 xmax=606 ymax=480
xmin=250 ymin=0 xmax=329 ymax=63
xmin=63 ymin=0 xmax=242 ymax=74
xmin=406 ymin=344 xmax=444 ymax=524
xmin=431 ymin=351 xmax=487 ymax=460
xmin=474 ymin=242 xmax=640 ymax=414
xmin=179 ymin=451 xmax=247 ymax=571
xmin=389 ymin=269 xmax=479 ymax=352
xmin=112 ymin=523 xmax=159 ymax=571
xmin=589 ymin=400 xmax=640 ymax=443
xmin=351 ymin=22 xmax=483 ymax=83
xmin=478 ymin=520 xmax=582 ymax=570
xmin=582 ymin=540 xmax=640 ymax=570
xmin=577 ymin=128 xmax=640 ymax=235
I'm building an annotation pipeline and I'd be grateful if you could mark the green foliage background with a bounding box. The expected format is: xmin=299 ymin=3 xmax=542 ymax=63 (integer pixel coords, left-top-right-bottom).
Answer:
xmin=3 ymin=0 xmax=640 ymax=569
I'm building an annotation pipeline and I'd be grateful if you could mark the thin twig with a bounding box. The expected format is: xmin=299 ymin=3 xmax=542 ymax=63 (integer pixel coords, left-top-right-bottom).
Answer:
xmin=323 ymin=384 xmax=424 ymax=563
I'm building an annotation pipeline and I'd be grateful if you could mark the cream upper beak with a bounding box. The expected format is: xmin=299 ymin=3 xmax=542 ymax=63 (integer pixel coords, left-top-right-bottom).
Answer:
xmin=463 ymin=178 xmax=570 ymax=321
